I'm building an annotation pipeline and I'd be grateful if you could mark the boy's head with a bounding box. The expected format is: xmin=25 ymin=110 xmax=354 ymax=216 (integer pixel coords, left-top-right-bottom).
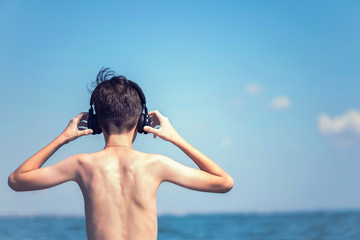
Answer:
xmin=89 ymin=68 xmax=143 ymax=135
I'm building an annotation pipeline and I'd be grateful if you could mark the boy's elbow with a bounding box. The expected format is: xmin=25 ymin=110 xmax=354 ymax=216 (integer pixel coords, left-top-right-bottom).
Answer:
xmin=224 ymin=176 xmax=234 ymax=193
xmin=219 ymin=175 xmax=234 ymax=193
xmin=8 ymin=173 xmax=22 ymax=192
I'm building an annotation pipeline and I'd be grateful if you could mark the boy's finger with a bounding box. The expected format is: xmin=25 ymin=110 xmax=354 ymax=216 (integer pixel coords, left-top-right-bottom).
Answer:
xmin=149 ymin=111 xmax=160 ymax=116
xmin=149 ymin=116 xmax=159 ymax=124
xmin=150 ymin=122 xmax=158 ymax=128
xmin=150 ymin=119 xmax=159 ymax=125
xmin=143 ymin=126 xmax=158 ymax=134
xmin=79 ymin=122 xmax=88 ymax=127
xmin=148 ymin=110 xmax=164 ymax=120
xmin=80 ymin=129 xmax=93 ymax=136
xmin=79 ymin=113 xmax=89 ymax=120
xmin=148 ymin=113 xmax=156 ymax=120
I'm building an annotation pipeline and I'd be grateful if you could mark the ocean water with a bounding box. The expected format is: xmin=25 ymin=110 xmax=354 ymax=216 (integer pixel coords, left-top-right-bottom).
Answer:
xmin=0 ymin=211 xmax=359 ymax=240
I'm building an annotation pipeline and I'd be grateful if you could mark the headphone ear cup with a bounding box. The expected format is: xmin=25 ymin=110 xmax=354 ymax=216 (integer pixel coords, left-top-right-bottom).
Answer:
xmin=88 ymin=108 xmax=102 ymax=135
xmin=137 ymin=113 xmax=145 ymax=134
xmin=92 ymin=115 xmax=102 ymax=135
xmin=144 ymin=114 xmax=150 ymax=134
xmin=137 ymin=113 xmax=150 ymax=134
xmin=88 ymin=109 xmax=94 ymax=130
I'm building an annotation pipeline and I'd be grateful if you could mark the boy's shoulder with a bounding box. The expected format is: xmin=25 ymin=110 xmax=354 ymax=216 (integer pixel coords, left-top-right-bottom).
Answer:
xmin=74 ymin=150 xmax=171 ymax=182
xmin=75 ymin=150 xmax=167 ymax=167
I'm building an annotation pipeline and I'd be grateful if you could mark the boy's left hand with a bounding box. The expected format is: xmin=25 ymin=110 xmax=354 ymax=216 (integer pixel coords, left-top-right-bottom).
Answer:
xmin=60 ymin=112 xmax=93 ymax=143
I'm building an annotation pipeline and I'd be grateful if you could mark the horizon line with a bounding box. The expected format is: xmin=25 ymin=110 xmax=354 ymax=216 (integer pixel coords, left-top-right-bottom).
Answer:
xmin=1 ymin=208 xmax=360 ymax=218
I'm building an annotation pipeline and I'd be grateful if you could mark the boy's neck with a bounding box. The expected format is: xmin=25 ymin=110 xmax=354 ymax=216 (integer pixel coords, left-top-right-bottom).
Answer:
xmin=103 ymin=130 xmax=136 ymax=149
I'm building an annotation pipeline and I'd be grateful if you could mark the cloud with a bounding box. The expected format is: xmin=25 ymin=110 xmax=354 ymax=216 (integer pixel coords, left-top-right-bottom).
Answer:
xmin=245 ymin=84 xmax=263 ymax=95
xmin=318 ymin=110 xmax=360 ymax=135
xmin=269 ymin=96 xmax=291 ymax=110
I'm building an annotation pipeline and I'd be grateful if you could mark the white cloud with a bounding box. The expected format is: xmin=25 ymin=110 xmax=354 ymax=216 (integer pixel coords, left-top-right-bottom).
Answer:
xmin=269 ymin=96 xmax=291 ymax=110
xmin=318 ymin=110 xmax=360 ymax=135
xmin=245 ymin=84 xmax=263 ymax=95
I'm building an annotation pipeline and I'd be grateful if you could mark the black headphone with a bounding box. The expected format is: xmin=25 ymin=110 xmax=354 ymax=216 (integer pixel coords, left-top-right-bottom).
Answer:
xmin=87 ymin=80 xmax=150 ymax=135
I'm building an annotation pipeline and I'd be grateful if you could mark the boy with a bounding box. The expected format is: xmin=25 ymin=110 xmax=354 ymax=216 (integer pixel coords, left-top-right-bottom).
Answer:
xmin=8 ymin=68 xmax=233 ymax=240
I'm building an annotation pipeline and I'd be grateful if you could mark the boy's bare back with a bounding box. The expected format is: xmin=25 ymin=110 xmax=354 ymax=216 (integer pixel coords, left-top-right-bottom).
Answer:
xmin=78 ymin=149 xmax=160 ymax=240
xmin=9 ymin=110 xmax=233 ymax=239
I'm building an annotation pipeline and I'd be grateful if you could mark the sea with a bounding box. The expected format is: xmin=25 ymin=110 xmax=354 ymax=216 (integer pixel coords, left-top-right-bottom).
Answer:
xmin=0 ymin=211 xmax=359 ymax=240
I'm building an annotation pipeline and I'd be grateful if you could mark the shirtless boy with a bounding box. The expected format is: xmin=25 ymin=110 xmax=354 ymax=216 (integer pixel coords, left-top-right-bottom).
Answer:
xmin=8 ymin=68 xmax=234 ymax=240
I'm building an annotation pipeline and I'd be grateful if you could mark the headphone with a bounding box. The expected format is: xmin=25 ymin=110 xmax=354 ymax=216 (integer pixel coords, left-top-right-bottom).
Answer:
xmin=87 ymin=80 xmax=150 ymax=135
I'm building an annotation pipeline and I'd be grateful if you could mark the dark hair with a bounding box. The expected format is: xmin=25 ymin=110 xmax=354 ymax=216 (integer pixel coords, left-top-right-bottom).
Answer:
xmin=89 ymin=68 xmax=142 ymax=135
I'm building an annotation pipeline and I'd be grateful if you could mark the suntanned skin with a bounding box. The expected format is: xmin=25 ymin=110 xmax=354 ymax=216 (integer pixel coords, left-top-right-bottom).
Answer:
xmin=8 ymin=111 xmax=233 ymax=240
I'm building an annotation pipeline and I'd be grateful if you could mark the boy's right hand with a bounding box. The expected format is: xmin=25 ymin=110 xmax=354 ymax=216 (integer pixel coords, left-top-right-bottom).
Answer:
xmin=144 ymin=110 xmax=180 ymax=143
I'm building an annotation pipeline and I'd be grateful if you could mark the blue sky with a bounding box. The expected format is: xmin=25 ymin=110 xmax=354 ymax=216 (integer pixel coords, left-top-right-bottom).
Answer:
xmin=0 ymin=0 xmax=359 ymax=215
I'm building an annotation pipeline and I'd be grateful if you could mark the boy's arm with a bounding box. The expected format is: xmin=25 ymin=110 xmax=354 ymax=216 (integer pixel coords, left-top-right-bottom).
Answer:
xmin=8 ymin=112 xmax=93 ymax=191
xmin=144 ymin=111 xmax=233 ymax=193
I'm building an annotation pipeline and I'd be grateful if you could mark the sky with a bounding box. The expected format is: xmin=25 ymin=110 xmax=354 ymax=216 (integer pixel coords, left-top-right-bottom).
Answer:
xmin=0 ymin=0 xmax=359 ymax=215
